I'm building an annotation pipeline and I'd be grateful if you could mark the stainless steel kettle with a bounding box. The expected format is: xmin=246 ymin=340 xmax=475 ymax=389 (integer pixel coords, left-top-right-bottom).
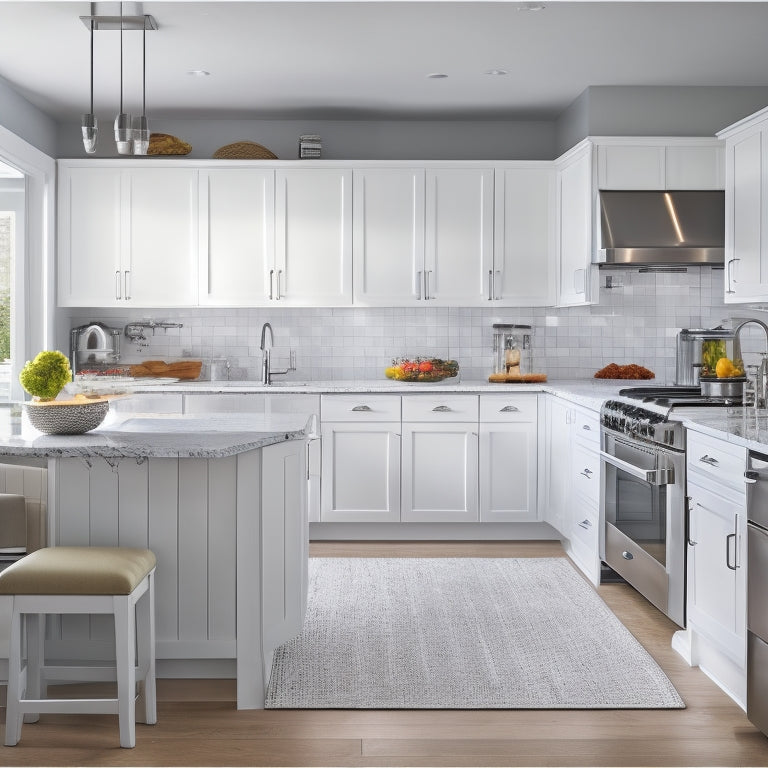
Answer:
xmin=675 ymin=328 xmax=739 ymax=386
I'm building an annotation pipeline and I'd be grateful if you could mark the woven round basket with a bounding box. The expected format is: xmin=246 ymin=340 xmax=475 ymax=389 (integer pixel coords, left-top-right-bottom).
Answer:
xmin=212 ymin=141 xmax=278 ymax=160
xmin=147 ymin=133 xmax=192 ymax=156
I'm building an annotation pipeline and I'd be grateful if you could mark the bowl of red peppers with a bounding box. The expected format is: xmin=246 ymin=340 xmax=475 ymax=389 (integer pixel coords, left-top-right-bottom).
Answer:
xmin=384 ymin=358 xmax=460 ymax=383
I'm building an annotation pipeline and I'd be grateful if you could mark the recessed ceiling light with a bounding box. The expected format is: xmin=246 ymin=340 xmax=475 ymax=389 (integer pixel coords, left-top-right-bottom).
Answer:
xmin=426 ymin=73 xmax=448 ymax=79
xmin=484 ymin=69 xmax=508 ymax=76
xmin=187 ymin=70 xmax=210 ymax=77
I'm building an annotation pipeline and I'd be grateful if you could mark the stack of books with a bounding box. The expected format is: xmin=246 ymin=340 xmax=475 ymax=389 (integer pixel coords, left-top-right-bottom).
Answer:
xmin=299 ymin=134 xmax=322 ymax=159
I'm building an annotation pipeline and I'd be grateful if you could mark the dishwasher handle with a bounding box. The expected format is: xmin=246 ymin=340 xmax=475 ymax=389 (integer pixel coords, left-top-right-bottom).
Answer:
xmin=600 ymin=451 xmax=673 ymax=486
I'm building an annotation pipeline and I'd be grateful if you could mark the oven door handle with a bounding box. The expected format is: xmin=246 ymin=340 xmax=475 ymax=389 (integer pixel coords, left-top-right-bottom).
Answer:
xmin=599 ymin=451 xmax=673 ymax=486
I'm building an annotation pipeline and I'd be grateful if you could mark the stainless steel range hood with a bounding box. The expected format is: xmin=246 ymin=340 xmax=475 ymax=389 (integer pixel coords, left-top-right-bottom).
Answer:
xmin=596 ymin=190 xmax=725 ymax=267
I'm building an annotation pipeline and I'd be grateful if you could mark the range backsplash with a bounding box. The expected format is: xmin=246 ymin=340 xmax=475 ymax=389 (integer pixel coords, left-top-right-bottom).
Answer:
xmin=68 ymin=266 xmax=765 ymax=385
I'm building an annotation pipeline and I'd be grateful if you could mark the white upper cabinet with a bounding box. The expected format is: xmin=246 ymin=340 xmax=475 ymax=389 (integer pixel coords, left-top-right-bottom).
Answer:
xmin=198 ymin=169 xmax=275 ymax=306
xmin=275 ymin=168 xmax=353 ymax=306
xmin=596 ymin=139 xmax=724 ymax=190
xmin=424 ymin=167 xmax=494 ymax=305
xmin=719 ymin=108 xmax=768 ymax=303
xmin=352 ymin=168 xmax=425 ymax=305
xmin=58 ymin=163 xmax=199 ymax=307
xmin=493 ymin=165 xmax=555 ymax=306
xmin=555 ymin=141 xmax=595 ymax=307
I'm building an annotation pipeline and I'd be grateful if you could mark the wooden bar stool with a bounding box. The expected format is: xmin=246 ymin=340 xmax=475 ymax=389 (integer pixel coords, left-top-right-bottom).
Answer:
xmin=0 ymin=546 xmax=157 ymax=748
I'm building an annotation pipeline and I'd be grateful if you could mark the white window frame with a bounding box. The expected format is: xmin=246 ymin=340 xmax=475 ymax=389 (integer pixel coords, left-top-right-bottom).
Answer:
xmin=0 ymin=126 xmax=55 ymax=402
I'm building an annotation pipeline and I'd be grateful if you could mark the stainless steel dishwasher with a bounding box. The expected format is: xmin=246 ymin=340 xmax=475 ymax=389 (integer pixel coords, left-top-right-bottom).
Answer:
xmin=746 ymin=449 xmax=768 ymax=737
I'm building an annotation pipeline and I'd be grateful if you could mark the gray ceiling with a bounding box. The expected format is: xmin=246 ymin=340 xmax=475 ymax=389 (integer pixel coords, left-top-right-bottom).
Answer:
xmin=1 ymin=1 xmax=768 ymax=122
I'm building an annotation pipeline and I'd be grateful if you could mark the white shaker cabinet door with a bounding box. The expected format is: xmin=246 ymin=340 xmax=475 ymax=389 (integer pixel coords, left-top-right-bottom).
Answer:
xmin=275 ymin=168 xmax=352 ymax=306
xmin=199 ymin=169 xmax=275 ymax=306
xmin=687 ymin=482 xmax=746 ymax=665
xmin=556 ymin=143 xmax=594 ymax=307
xmin=724 ymin=129 xmax=768 ymax=302
xmin=479 ymin=422 xmax=538 ymax=522
xmin=543 ymin=395 xmax=573 ymax=536
xmin=493 ymin=165 xmax=555 ymax=306
xmin=320 ymin=422 xmax=401 ymax=523
xmin=58 ymin=165 xmax=122 ymax=306
xmin=424 ymin=168 xmax=494 ymax=305
xmin=352 ymin=167 xmax=426 ymax=305
xmin=401 ymin=423 xmax=479 ymax=522
xmin=126 ymin=168 xmax=199 ymax=306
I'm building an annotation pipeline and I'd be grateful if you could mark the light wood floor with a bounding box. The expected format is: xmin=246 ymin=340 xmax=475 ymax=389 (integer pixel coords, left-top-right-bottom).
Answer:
xmin=2 ymin=540 xmax=768 ymax=767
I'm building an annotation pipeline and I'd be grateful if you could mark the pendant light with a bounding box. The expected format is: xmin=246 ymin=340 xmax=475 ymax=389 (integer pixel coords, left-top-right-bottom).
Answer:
xmin=132 ymin=23 xmax=149 ymax=155
xmin=114 ymin=4 xmax=133 ymax=155
xmin=81 ymin=18 xmax=97 ymax=153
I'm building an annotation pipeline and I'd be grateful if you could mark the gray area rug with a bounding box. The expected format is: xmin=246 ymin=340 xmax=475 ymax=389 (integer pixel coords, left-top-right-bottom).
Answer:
xmin=265 ymin=557 xmax=685 ymax=709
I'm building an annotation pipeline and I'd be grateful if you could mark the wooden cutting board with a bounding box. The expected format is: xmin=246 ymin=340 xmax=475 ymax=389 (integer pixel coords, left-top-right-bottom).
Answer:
xmin=130 ymin=360 xmax=202 ymax=380
xmin=488 ymin=372 xmax=548 ymax=383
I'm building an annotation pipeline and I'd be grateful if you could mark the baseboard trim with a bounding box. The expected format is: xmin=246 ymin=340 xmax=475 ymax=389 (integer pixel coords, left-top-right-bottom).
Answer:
xmin=309 ymin=521 xmax=560 ymax=541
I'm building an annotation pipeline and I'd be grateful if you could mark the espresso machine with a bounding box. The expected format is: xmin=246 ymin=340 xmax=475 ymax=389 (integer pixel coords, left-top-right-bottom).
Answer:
xmin=70 ymin=322 xmax=122 ymax=375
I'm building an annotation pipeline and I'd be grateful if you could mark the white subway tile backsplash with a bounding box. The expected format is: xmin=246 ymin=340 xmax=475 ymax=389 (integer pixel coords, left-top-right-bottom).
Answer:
xmin=69 ymin=266 xmax=748 ymax=384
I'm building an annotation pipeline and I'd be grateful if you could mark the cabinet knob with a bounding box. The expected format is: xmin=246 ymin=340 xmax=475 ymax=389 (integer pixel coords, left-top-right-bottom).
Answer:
xmin=621 ymin=550 xmax=634 ymax=561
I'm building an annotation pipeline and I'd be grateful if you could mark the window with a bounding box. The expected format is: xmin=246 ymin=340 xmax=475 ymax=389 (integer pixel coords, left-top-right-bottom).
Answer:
xmin=0 ymin=209 xmax=12 ymax=401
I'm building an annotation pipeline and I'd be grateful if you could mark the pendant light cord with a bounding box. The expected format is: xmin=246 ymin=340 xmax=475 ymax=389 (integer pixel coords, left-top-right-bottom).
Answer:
xmin=119 ymin=2 xmax=124 ymax=113
xmin=142 ymin=22 xmax=146 ymax=116
xmin=89 ymin=18 xmax=94 ymax=114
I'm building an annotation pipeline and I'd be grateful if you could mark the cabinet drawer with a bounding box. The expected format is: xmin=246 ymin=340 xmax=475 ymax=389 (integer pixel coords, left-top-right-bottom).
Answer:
xmin=687 ymin=428 xmax=746 ymax=496
xmin=572 ymin=442 xmax=600 ymax=506
xmin=573 ymin=406 xmax=600 ymax=447
xmin=402 ymin=394 xmax=479 ymax=422
xmin=479 ymin=394 xmax=537 ymax=423
xmin=571 ymin=505 xmax=599 ymax=552
xmin=321 ymin=394 xmax=401 ymax=422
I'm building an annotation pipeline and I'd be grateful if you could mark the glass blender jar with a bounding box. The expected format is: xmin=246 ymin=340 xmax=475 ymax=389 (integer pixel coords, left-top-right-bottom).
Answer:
xmin=493 ymin=324 xmax=532 ymax=376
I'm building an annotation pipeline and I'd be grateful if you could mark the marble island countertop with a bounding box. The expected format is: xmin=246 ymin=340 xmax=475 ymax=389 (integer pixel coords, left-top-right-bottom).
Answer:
xmin=0 ymin=410 xmax=314 ymax=460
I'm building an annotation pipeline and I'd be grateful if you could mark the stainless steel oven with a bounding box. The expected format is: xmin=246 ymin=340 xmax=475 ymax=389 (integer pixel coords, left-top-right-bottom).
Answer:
xmin=599 ymin=400 xmax=686 ymax=627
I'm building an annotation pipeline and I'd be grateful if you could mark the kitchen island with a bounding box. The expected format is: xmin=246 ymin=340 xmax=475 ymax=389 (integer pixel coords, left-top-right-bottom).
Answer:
xmin=0 ymin=408 xmax=314 ymax=709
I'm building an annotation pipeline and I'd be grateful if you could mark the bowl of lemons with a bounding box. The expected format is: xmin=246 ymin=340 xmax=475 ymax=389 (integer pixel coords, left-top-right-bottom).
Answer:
xmin=700 ymin=356 xmax=746 ymax=399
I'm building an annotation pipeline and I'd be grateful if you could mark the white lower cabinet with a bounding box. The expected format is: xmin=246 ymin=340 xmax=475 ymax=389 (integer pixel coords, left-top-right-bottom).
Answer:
xmin=479 ymin=394 xmax=538 ymax=522
xmin=401 ymin=422 xmax=479 ymax=523
xmin=681 ymin=429 xmax=748 ymax=707
xmin=544 ymin=396 xmax=573 ymax=536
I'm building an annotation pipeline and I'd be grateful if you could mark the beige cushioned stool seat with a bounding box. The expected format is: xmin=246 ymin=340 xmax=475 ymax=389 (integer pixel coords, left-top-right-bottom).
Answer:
xmin=0 ymin=547 xmax=156 ymax=595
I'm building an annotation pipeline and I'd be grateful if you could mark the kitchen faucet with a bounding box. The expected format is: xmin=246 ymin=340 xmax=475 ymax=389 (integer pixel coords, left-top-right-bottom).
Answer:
xmin=259 ymin=322 xmax=295 ymax=385
xmin=734 ymin=318 xmax=768 ymax=407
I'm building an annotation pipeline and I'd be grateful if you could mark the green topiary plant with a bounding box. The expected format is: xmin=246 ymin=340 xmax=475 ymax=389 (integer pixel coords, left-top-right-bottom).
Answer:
xmin=19 ymin=350 xmax=72 ymax=400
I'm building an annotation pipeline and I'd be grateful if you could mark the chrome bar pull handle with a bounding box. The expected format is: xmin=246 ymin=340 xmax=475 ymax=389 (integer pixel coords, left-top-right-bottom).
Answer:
xmin=276 ymin=269 xmax=283 ymax=300
xmin=425 ymin=270 xmax=432 ymax=300
xmin=432 ymin=405 xmax=452 ymax=412
xmin=269 ymin=269 xmax=274 ymax=300
xmin=488 ymin=270 xmax=493 ymax=301
xmin=416 ymin=270 xmax=422 ymax=300
xmin=124 ymin=270 xmax=131 ymax=300
xmin=351 ymin=405 xmax=373 ymax=412
xmin=726 ymin=533 xmax=738 ymax=570
xmin=115 ymin=270 xmax=122 ymax=300
xmin=499 ymin=405 xmax=519 ymax=413
xmin=699 ymin=454 xmax=719 ymax=466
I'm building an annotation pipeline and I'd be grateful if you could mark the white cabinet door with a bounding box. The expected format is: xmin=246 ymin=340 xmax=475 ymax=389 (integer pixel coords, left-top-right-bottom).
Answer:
xmin=320 ymin=421 xmax=401 ymax=523
xmin=493 ymin=166 xmax=555 ymax=306
xmin=556 ymin=144 xmax=594 ymax=307
xmin=544 ymin=395 xmax=572 ymax=536
xmin=401 ymin=423 xmax=478 ymax=522
xmin=352 ymin=168 xmax=425 ymax=305
xmin=666 ymin=145 xmax=724 ymax=190
xmin=126 ymin=168 xmax=199 ymax=306
xmin=58 ymin=165 xmax=122 ymax=306
xmin=687 ymin=481 xmax=746 ymax=664
xmin=58 ymin=164 xmax=198 ymax=307
xmin=597 ymin=145 xmax=665 ymax=190
xmin=479 ymin=422 xmax=537 ymax=522
xmin=724 ymin=128 xmax=768 ymax=302
xmin=424 ymin=168 xmax=494 ymax=305
xmin=199 ymin=169 xmax=275 ymax=306
xmin=275 ymin=169 xmax=352 ymax=306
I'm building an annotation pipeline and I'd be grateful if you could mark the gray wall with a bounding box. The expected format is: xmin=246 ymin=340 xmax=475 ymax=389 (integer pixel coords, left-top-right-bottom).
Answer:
xmin=0 ymin=75 xmax=58 ymax=158
xmin=56 ymin=117 xmax=558 ymax=161
xmin=555 ymin=85 xmax=768 ymax=156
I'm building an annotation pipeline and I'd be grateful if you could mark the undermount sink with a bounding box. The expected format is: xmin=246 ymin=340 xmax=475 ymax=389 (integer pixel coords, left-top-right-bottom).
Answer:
xmin=264 ymin=381 xmax=309 ymax=387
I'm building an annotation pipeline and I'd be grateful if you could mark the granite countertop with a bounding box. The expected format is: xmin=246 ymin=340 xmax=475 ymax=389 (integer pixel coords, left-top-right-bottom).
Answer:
xmin=0 ymin=410 xmax=314 ymax=460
